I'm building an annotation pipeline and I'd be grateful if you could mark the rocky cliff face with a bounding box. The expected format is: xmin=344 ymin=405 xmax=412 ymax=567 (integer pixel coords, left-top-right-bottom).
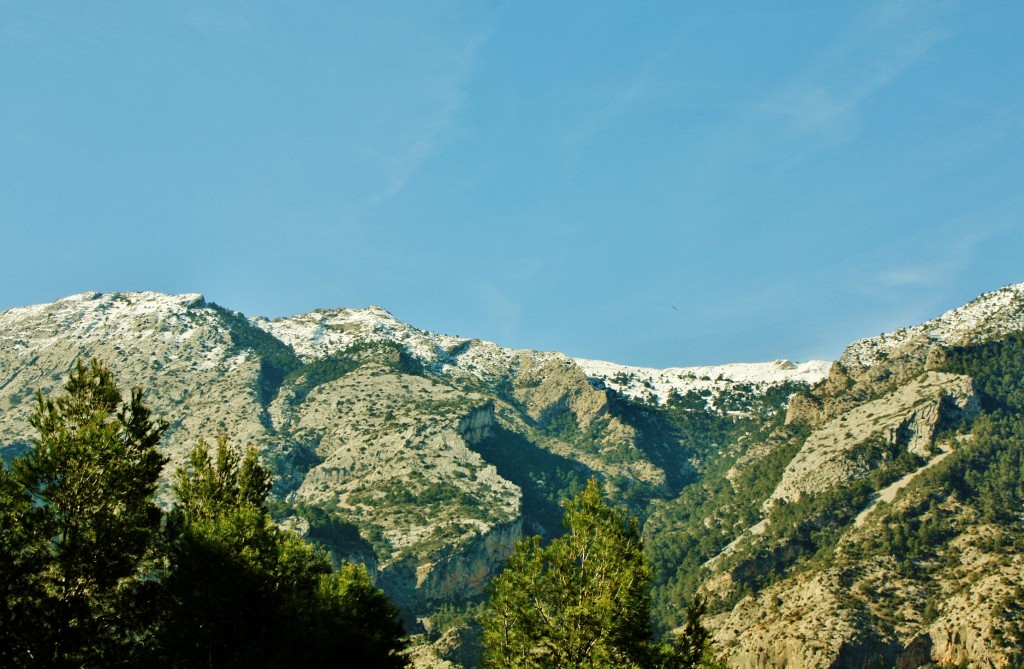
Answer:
xmin=697 ymin=285 xmax=1024 ymax=669
xmin=0 ymin=292 xmax=270 ymax=467
xmin=802 ymin=284 xmax=1024 ymax=425
xmin=839 ymin=284 xmax=1024 ymax=372
xmin=708 ymin=521 xmax=1024 ymax=669
xmin=0 ymin=293 xmax=529 ymax=621
xmin=4 ymin=285 xmax=1024 ymax=668
xmin=769 ymin=371 xmax=979 ymax=507
xmin=0 ymin=291 xmax=751 ymax=631
xmin=710 ymin=568 xmax=895 ymax=669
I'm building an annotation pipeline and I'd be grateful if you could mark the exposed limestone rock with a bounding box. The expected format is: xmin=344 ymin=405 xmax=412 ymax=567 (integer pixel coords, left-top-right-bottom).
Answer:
xmin=921 ymin=531 xmax=1024 ymax=669
xmin=405 ymin=638 xmax=458 ymax=669
xmin=273 ymin=365 xmax=521 ymax=615
xmin=785 ymin=392 xmax=825 ymax=426
xmin=710 ymin=475 xmax=1024 ymax=669
xmin=434 ymin=624 xmax=484 ymax=669
xmin=406 ymin=622 xmax=484 ymax=669
xmin=811 ymin=285 xmax=1024 ymax=422
xmin=924 ymin=344 xmax=949 ymax=372
xmin=897 ymin=634 xmax=934 ymax=669
xmin=510 ymin=353 xmax=607 ymax=426
xmin=7 ymin=286 xmax=1024 ymax=669
xmin=709 ymin=570 xmax=895 ymax=669
xmin=768 ymin=372 xmax=979 ymax=506
xmin=496 ymin=353 xmax=660 ymax=491
xmin=708 ymin=531 xmax=1024 ymax=669
xmin=840 ymin=284 xmax=1024 ymax=372
xmin=414 ymin=519 xmax=521 ymax=603
xmin=459 ymin=405 xmax=495 ymax=443
xmin=0 ymin=291 xmax=691 ymax=630
xmin=0 ymin=292 xmax=272 ymax=472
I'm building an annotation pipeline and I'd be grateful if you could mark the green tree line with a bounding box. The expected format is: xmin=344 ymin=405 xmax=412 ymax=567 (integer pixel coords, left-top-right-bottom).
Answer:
xmin=483 ymin=479 xmax=716 ymax=669
xmin=2 ymin=359 xmax=718 ymax=668
xmin=0 ymin=360 xmax=406 ymax=668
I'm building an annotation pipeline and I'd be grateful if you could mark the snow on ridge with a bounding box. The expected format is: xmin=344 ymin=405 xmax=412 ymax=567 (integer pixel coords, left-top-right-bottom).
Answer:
xmin=15 ymin=282 xmax=1024 ymax=394
xmin=840 ymin=282 xmax=1024 ymax=368
xmin=256 ymin=305 xmax=566 ymax=382
xmin=254 ymin=304 xmax=836 ymax=399
xmin=573 ymin=357 xmax=832 ymax=405
xmin=1 ymin=291 xmax=206 ymax=322
xmin=253 ymin=305 xmax=444 ymax=362
xmin=255 ymin=305 xmax=491 ymax=370
xmin=0 ymin=291 xmax=217 ymax=356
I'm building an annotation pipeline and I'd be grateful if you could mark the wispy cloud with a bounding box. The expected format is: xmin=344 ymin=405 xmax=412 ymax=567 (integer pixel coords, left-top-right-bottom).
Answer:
xmin=759 ymin=1 xmax=949 ymax=141
xmin=873 ymin=201 xmax=1021 ymax=292
xmin=360 ymin=25 xmax=494 ymax=212
xmin=848 ymin=231 xmax=983 ymax=343
xmin=561 ymin=41 xmax=678 ymax=151
xmin=877 ymin=267 xmax=945 ymax=288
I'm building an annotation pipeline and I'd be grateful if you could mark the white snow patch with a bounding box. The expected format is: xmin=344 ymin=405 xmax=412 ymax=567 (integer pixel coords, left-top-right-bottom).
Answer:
xmin=253 ymin=306 xmax=545 ymax=384
xmin=573 ymin=358 xmax=832 ymax=405
xmin=842 ymin=282 xmax=1024 ymax=368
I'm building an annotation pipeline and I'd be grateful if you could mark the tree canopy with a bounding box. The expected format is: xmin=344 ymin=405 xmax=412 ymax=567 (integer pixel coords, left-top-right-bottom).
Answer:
xmin=0 ymin=359 xmax=408 ymax=668
xmin=160 ymin=435 xmax=407 ymax=668
xmin=482 ymin=478 xmax=713 ymax=669
xmin=2 ymin=359 xmax=168 ymax=666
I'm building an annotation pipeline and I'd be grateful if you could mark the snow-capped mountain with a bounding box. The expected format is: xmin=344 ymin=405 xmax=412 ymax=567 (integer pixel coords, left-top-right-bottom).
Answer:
xmin=840 ymin=282 xmax=1024 ymax=369
xmin=4 ymin=283 xmax=1024 ymax=668
xmin=574 ymin=358 xmax=831 ymax=405
xmin=252 ymin=303 xmax=831 ymax=404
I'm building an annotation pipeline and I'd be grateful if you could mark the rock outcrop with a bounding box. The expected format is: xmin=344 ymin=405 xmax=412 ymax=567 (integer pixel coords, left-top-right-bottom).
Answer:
xmin=710 ymin=569 xmax=897 ymax=669
xmin=0 ymin=291 xmax=718 ymax=630
xmin=769 ymin=372 xmax=979 ymax=507
xmin=5 ymin=285 xmax=1024 ymax=668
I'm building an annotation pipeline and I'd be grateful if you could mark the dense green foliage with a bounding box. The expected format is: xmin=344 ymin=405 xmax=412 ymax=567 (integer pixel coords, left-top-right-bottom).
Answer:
xmin=209 ymin=303 xmax=302 ymax=404
xmin=17 ymin=329 xmax=1024 ymax=666
xmin=641 ymin=383 xmax=808 ymax=627
xmin=482 ymin=479 xmax=712 ymax=669
xmin=468 ymin=422 xmax=590 ymax=537
xmin=0 ymin=462 xmax=55 ymax=665
xmin=0 ymin=360 xmax=407 ymax=668
xmin=161 ymin=435 xmax=407 ymax=668
xmin=285 ymin=502 xmax=376 ymax=564
xmin=946 ymin=332 xmax=1024 ymax=414
xmin=0 ymin=360 xmax=168 ymax=666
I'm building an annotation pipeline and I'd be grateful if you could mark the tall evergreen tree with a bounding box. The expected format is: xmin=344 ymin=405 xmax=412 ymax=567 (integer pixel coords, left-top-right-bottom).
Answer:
xmin=1 ymin=359 xmax=409 ymax=667
xmin=0 ymin=466 xmax=52 ymax=666
xmin=482 ymin=479 xmax=712 ymax=669
xmin=2 ymin=359 xmax=168 ymax=666
xmin=161 ymin=436 xmax=408 ymax=668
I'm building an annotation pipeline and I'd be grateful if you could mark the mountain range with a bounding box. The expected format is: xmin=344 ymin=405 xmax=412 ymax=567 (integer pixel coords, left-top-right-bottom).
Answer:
xmin=3 ymin=284 xmax=1024 ymax=668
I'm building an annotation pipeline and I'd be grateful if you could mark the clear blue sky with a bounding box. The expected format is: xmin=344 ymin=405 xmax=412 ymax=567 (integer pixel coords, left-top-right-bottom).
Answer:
xmin=2 ymin=2 xmax=1023 ymax=367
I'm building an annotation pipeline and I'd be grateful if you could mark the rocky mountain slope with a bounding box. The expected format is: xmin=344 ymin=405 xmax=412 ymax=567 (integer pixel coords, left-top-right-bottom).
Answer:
xmin=0 ymin=292 xmax=819 ymax=618
xmin=3 ymin=284 xmax=1024 ymax=668
xmin=687 ymin=283 xmax=1024 ymax=669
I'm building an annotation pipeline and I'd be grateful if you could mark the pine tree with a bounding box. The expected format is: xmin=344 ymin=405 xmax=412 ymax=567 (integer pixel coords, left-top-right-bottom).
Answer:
xmin=482 ymin=479 xmax=652 ymax=668
xmin=3 ymin=359 xmax=168 ymax=666
xmin=161 ymin=436 xmax=408 ymax=668
xmin=1 ymin=359 xmax=408 ymax=667
xmin=0 ymin=466 xmax=52 ymax=666
xmin=482 ymin=479 xmax=713 ymax=669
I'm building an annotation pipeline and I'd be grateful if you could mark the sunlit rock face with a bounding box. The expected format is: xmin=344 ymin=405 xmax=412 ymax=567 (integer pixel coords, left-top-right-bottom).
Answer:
xmin=5 ymin=284 xmax=1024 ymax=668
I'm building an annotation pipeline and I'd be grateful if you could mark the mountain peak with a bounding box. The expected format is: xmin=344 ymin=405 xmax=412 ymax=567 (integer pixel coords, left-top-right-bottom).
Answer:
xmin=840 ymin=282 xmax=1024 ymax=369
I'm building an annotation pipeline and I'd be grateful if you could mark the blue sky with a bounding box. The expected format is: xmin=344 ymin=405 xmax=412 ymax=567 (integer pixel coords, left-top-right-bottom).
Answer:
xmin=2 ymin=2 xmax=1023 ymax=368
